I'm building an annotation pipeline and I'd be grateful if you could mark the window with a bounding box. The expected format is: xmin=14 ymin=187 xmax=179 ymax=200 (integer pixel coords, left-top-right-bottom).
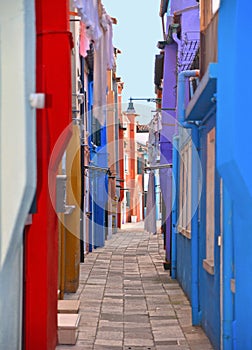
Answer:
xmin=91 ymin=116 xmax=101 ymax=146
xmin=124 ymin=154 xmax=129 ymax=173
xmin=144 ymin=191 xmax=147 ymax=208
xmin=178 ymin=141 xmax=192 ymax=238
xmin=126 ymin=191 xmax=130 ymax=208
xmin=203 ymin=127 xmax=215 ymax=274
xmin=137 ymin=157 xmax=143 ymax=174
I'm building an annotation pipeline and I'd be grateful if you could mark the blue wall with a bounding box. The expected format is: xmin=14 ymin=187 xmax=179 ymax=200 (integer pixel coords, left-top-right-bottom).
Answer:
xmin=174 ymin=1 xmax=252 ymax=348
xmin=217 ymin=1 xmax=252 ymax=348
xmin=176 ymin=97 xmax=220 ymax=348
xmin=176 ymin=234 xmax=192 ymax=299
xmin=198 ymin=110 xmax=220 ymax=349
xmin=88 ymin=79 xmax=108 ymax=250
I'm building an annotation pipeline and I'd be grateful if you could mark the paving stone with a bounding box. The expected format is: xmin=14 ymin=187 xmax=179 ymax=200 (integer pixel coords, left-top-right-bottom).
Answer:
xmin=186 ymin=335 xmax=213 ymax=343
xmin=99 ymin=326 xmax=124 ymax=332
xmin=124 ymin=310 xmax=148 ymax=315
xmin=150 ymin=319 xmax=179 ymax=327
xmin=186 ymin=345 xmax=213 ymax=350
xmin=124 ymin=324 xmax=151 ymax=331
xmin=94 ymin=346 xmax=122 ymax=350
xmin=123 ymin=347 xmax=154 ymax=350
xmin=101 ymin=307 xmax=123 ymax=314
xmin=79 ymin=318 xmax=98 ymax=327
xmin=76 ymin=340 xmax=95 ymax=347
xmin=95 ymin=339 xmax=123 ymax=346
xmin=124 ymin=314 xmax=150 ymax=323
xmin=150 ymin=315 xmax=177 ymax=321
xmin=155 ymin=340 xmax=179 ymax=345
xmin=98 ymin=320 xmax=123 ymax=328
xmin=148 ymin=310 xmax=177 ymax=317
xmin=124 ymin=331 xmax=153 ymax=340
xmin=153 ymin=326 xmax=185 ymax=339
xmin=156 ymin=346 xmax=189 ymax=350
xmin=100 ymin=313 xmax=124 ymax=322
xmin=124 ymin=338 xmax=155 ymax=347
xmin=78 ymin=329 xmax=97 ymax=338
xmin=96 ymin=330 xmax=123 ymax=340
xmin=57 ymin=346 xmax=93 ymax=350
xmin=56 ymin=227 xmax=213 ymax=350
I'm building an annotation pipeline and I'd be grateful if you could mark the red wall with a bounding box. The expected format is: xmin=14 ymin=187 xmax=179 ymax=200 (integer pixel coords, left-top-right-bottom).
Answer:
xmin=24 ymin=1 xmax=72 ymax=349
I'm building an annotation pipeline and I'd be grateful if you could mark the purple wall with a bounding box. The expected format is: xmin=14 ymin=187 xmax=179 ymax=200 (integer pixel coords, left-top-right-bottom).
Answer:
xmin=160 ymin=17 xmax=177 ymax=262
xmin=160 ymin=2 xmax=199 ymax=262
xmin=170 ymin=0 xmax=198 ymax=14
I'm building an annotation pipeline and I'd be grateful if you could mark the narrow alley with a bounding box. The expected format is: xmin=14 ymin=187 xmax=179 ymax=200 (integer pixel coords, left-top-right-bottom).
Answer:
xmin=2 ymin=1 xmax=252 ymax=349
xmin=57 ymin=223 xmax=213 ymax=350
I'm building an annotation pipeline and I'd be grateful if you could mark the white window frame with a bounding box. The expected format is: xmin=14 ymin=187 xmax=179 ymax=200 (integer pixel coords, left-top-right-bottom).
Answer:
xmin=124 ymin=154 xmax=129 ymax=173
xmin=178 ymin=141 xmax=192 ymax=239
xmin=203 ymin=127 xmax=215 ymax=275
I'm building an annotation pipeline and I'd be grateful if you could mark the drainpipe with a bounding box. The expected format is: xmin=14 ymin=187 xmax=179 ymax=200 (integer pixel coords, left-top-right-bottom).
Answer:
xmin=222 ymin=183 xmax=233 ymax=349
xmin=177 ymin=69 xmax=201 ymax=325
xmin=171 ymin=135 xmax=179 ymax=279
xmin=177 ymin=70 xmax=200 ymax=126
xmin=172 ymin=30 xmax=182 ymax=66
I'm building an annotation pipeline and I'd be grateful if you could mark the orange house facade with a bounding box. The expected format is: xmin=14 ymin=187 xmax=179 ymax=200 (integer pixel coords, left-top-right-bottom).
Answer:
xmin=122 ymin=103 xmax=145 ymax=223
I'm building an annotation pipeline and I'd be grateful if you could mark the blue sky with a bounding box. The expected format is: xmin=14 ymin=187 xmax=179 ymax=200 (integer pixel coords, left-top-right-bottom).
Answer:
xmin=102 ymin=1 xmax=163 ymax=122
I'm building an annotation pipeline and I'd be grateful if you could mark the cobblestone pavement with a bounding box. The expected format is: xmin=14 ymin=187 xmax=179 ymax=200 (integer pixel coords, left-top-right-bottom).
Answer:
xmin=57 ymin=224 xmax=213 ymax=350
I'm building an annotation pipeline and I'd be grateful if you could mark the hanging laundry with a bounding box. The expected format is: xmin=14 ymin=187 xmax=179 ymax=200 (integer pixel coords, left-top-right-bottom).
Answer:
xmin=148 ymin=112 xmax=162 ymax=165
xmin=93 ymin=30 xmax=107 ymax=125
xmin=72 ymin=0 xmax=102 ymax=44
xmin=73 ymin=0 xmax=115 ymax=125
xmin=93 ymin=3 xmax=115 ymax=125
xmin=144 ymin=172 xmax=157 ymax=234
xmin=79 ymin=22 xmax=90 ymax=57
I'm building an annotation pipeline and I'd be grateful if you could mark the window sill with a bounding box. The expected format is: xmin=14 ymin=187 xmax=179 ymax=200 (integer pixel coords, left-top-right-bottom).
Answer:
xmin=203 ymin=259 xmax=215 ymax=275
xmin=177 ymin=225 xmax=191 ymax=239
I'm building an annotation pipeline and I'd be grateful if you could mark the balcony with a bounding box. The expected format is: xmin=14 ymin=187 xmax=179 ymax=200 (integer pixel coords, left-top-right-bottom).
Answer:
xmin=200 ymin=11 xmax=218 ymax=78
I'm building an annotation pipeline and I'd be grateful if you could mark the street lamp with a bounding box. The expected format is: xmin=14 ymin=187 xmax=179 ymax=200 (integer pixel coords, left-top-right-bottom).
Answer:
xmin=126 ymin=97 xmax=162 ymax=114
xmin=128 ymin=97 xmax=162 ymax=104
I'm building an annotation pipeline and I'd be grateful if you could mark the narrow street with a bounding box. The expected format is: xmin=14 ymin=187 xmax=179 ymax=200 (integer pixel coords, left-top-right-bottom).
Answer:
xmin=57 ymin=223 xmax=213 ymax=350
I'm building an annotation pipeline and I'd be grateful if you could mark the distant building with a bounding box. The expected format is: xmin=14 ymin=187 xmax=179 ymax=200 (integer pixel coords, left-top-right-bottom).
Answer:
xmin=122 ymin=103 xmax=146 ymax=223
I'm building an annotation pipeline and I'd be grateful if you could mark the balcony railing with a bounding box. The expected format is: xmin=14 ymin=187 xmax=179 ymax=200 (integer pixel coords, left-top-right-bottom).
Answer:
xmin=179 ymin=31 xmax=200 ymax=73
xmin=200 ymin=11 xmax=218 ymax=78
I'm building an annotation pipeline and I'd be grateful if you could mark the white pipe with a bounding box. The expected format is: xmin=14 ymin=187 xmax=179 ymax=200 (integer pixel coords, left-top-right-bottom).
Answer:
xmin=172 ymin=32 xmax=182 ymax=65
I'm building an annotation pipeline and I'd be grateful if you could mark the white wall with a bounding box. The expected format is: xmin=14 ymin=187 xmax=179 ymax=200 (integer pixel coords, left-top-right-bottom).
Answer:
xmin=0 ymin=1 xmax=36 ymax=348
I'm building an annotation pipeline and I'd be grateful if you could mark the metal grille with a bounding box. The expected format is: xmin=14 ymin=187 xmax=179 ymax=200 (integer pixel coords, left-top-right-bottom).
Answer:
xmin=178 ymin=31 xmax=200 ymax=72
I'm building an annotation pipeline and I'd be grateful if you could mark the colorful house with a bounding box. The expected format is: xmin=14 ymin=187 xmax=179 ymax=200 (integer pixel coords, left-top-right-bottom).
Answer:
xmin=0 ymin=1 xmax=121 ymax=348
xmin=23 ymin=1 xmax=73 ymax=348
xmin=122 ymin=102 xmax=146 ymax=223
xmin=0 ymin=1 xmax=36 ymax=348
xmin=159 ymin=0 xmax=200 ymax=266
xmin=158 ymin=0 xmax=218 ymax=346
xmin=116 ymin=77 xmax=125 ymax=229
xmin=216 ymin=1 xmax=252 ymax=348
xmin=160 ymin=0 xmax=252 ymax=349
xmin=159 ymin=0 xmax=220 ymax=347
xmin=74 ymin=1 xmax=117 ymax=249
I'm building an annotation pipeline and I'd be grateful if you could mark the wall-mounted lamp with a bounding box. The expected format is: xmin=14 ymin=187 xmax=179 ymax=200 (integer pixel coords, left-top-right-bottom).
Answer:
xmin=127 ymin=96 xmax=161 ymax=107
xmin=144 ymin=163 xmax=172 ymax=172
xmin=157 ymin=23 xmax=181 ymax=49
xmin=126 ymin=98 xmax=136 ymax=113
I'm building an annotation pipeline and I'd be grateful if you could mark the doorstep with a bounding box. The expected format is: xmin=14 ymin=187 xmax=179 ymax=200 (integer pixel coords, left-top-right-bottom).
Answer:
xmin=57 ymin=313 xmax=81 ymax=345
xmin=57 ymin=299 xmax=80 ymax=314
